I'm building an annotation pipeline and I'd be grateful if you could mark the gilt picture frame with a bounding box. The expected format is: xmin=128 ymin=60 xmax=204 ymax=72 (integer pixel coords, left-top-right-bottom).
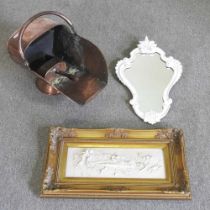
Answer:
xmin=41 ymin=127 xmax=191 ymax=199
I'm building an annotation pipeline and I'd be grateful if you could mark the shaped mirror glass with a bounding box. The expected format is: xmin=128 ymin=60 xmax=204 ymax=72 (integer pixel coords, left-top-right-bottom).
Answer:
xmin=116 ymin=37 xmax=182 ymax=124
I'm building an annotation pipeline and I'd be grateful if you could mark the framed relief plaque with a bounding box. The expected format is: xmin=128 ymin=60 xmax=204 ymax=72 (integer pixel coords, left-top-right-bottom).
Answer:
xmin=41 ymin=128 xmax=191 ymax=199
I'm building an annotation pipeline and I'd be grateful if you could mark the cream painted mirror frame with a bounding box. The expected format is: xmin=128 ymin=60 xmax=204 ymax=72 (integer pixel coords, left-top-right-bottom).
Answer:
xmin=115 ymin=37 xmax=183 ymax=124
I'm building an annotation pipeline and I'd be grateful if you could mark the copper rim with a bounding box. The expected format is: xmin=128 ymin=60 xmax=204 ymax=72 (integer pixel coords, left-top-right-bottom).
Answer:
xmin=18 ymin=11 xmax=76 ymax=67
xmin=36 ymin=78 xmax=60 ymax=95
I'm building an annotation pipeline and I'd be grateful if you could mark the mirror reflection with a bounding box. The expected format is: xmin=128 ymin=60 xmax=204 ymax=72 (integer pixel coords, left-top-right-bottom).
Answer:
xmin=124 ymin=53 xmax=173 ymax=113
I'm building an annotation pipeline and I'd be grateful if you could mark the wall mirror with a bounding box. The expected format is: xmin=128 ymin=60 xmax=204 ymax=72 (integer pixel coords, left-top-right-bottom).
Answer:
xmin=116 ymin=37 xmax=182 ymax=124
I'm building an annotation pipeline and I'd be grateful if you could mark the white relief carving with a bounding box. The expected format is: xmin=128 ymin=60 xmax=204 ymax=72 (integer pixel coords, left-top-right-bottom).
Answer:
xmin=66 ymin=148 xmax=165 ymax=179
xmin=115 ymin=36 xmax=182 ymax=124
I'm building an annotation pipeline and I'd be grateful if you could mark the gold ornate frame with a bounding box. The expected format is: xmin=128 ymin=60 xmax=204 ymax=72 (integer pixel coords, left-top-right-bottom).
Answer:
xmin=41 ymin=128 xmax=191 ymax=199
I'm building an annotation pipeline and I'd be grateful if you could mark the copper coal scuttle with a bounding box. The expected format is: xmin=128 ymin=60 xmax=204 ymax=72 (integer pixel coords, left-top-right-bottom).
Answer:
xmin=7 ymin=11 xmax=108 ymax=104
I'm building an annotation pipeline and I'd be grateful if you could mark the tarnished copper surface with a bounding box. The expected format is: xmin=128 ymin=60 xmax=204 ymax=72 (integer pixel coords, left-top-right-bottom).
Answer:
xmin=7 ymin=11 xmax=108 ymax=104
xmin=7 ymin=18 xmax=57 ymax=64
xmin=36 ymin=79 xmax=60 ymax=95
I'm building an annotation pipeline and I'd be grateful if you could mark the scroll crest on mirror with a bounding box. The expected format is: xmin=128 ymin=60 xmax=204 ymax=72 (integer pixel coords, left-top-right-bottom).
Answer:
xmin=116 ymin=36 xmax=182 ymax=124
